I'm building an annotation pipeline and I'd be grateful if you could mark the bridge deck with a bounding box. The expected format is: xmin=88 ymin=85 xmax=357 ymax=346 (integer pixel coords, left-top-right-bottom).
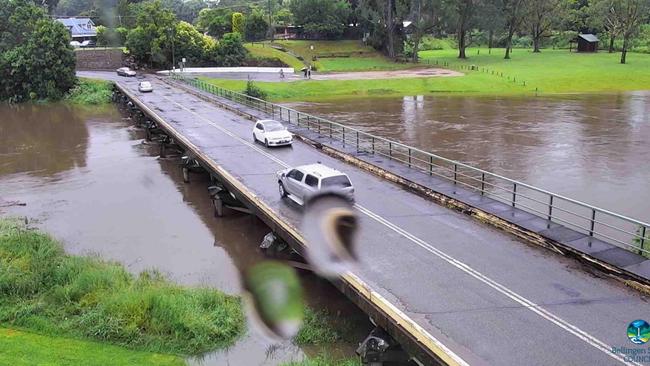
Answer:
xmin=111 ymin=73 xmax=648 ymax=366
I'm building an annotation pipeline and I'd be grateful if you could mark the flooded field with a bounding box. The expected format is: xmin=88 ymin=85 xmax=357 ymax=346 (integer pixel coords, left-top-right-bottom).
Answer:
xmin=0 ymin=103 xmax=367 ymax=365
xmin=289 ymin=91 xmax=650 ymax=223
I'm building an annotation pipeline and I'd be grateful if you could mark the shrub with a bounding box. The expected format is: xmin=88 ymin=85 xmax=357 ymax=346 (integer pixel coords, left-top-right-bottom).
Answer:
xmin=65 ymin=78 xmax=113 ymax=105
xmin=232 ymin=12 xmax=245 ymax=35
xmin=244 ymin=79 xmax=267 ymax=100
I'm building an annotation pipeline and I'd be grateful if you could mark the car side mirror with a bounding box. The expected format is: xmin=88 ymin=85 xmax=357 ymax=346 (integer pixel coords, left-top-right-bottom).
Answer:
xmin=281 ymin=173 xmax=286 ymax=177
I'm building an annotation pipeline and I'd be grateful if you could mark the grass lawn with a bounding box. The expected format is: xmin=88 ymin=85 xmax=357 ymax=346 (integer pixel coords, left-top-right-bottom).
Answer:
xmin=245 ymin=43 xmax=305 ymax=71
xmin=270 ymin=40 xmax=420 ymax=72
xmin=317 ymin=57 xmax=422 ymax=72
xmin=273 ymin=40 xmax=377 ymax=58
xmin=201 ymin=47 xmax=650 ymax=101
xmin=0 ymin=327 xmax=184 ymax=366
xmin=199 ymin=72 xmax=521 ymax=102
xmin=419 ymin=47 xmax=650 ymax=93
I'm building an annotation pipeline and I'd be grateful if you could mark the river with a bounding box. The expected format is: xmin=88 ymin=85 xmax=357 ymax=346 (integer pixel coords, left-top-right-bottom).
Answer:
xmin=288 ymin=91 xmax=650 ymax=223
xmin=0 ymin=103 xmax=366 ymax=365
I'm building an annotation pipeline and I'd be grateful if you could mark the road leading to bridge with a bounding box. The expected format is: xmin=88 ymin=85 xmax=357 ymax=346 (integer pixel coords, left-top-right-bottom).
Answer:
xmin=99 ymin=71 xmax=649 ymax=366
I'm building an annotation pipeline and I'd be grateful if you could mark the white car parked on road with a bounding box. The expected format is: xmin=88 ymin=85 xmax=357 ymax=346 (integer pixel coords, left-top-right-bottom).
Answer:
xmin=253 ymin=119 xmax=293 ymax=147
xmin=277 ymin=163 xmax=355 ymax=205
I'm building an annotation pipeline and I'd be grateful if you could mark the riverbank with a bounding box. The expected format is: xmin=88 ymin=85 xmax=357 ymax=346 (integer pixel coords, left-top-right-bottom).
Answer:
xmin=0 ymin=218 xmax=244 ymax=356
xmin=199 ymin=48 xmax=650 ymax=101
xmin=65 ymin=77 xmax=113 ymax=105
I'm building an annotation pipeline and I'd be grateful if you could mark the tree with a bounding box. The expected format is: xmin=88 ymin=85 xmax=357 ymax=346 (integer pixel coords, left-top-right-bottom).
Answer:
xmin=357 ymin=0 xmax=408 ymax=58
xmin=125 ymin=0 xmax=177 ymax=67
xmin=232 ymin=12 xmax=244 ymax=35
xmin=526 ymin=0 xmax=560 ymax=52
xmin=0 ymin=0 xmax=76 ymax=102
xmin=407 ymin=0 xmax=442 ymax=62
xmin=245 ymin=8 xmax=268 ymax=41
xmin=196 ymin=8 xmax=233 ymax=38
xmin=212 ymin=32 xmax=247 ymax=66
xmin=453 ymin=0 xmax=478 ymax=58
xmin=607 ymin=0 xmax=648 ymax=63
xmin=290 ymin=0 xmax=351 ymax=39
xmin=502 ymin=0 xmax=528 ymax=59
xmin=96 ymin=25 xmax=128 ymax=46
xmin=587 ymin=0 xmax=622 ymax=53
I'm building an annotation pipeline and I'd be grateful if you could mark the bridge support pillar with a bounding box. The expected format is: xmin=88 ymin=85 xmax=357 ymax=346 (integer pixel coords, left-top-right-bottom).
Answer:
xmin=356 ymin=327 xmax=413 ymax=366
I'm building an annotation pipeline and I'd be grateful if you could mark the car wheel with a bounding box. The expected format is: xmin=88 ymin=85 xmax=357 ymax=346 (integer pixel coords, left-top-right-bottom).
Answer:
xmin=253 ymin=133 xmax=257 ymax=143
xmin=278 ymin=182 xmax=287 ymax=197
xmin=264 ymin=139 xmax=269 ymax=148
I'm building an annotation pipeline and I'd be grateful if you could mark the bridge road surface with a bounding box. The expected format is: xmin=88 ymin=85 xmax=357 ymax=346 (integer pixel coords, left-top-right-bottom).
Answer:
xmin=101 ymin=72 xmax=649 ymax=365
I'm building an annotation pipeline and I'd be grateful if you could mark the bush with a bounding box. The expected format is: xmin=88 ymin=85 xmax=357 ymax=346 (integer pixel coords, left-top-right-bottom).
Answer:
xmin=419 ymin=36 xmax=456 ymax=51
xmin=65 ymin=78 xmax=113 ymax=105
xmin=0 ymin=218 xmax=244 ymax=355
xmin=232 ymin=12 xmax=244 ymax=35
xmin=244 ymin=79 xmax=267 ymax=100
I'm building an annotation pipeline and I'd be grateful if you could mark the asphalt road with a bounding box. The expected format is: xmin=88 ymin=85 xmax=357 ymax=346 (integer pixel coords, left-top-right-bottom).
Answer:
xmin=87 ymin=71 xmax=650 ymax=366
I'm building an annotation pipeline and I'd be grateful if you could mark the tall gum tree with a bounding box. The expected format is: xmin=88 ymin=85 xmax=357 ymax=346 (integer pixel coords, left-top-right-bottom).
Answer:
xmin=526 ymin=0 xmax=560 ymax=52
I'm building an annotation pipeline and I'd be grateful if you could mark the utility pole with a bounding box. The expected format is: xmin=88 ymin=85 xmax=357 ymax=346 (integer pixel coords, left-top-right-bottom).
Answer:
xmin=168 ymin=27 xmax=176 ymax=72
xmin=268 ymin=0 xmax=273 ymax=41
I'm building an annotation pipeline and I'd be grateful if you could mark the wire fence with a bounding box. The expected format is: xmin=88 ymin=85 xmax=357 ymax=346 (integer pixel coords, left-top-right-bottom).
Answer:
xmin=170 ymin=72 xmax=650 ymax=257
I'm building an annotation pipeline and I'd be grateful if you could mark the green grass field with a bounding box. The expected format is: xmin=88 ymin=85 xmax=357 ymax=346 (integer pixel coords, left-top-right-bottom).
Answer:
xmin=317 ymin=57 xmax=422 ymax=72
xmin=270 ymin=40 xmax=414 ymax=72
xmin=0 ymin=327 xmax=184 ymax=366
xmin=245 ymin=43 xmax=305 ymax=70
xmin=419 ymin=48 xmax=650 ymax=93
xmin=202 ymin=47 xmax=650 ymax=101
xmin=200 ymin=72 xmax=520 ymax=101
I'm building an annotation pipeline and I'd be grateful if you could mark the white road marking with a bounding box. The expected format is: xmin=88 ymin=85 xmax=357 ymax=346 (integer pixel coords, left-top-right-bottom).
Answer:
xmin=147 ymin=85 xmax=633 ymax=365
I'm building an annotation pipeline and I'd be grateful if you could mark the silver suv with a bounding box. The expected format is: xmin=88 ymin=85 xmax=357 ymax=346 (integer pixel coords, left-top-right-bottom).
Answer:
xmin=277 ymin=163 xmax=354 ymax=205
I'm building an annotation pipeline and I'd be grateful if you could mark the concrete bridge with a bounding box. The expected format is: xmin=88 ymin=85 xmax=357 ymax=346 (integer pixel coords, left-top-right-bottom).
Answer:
xmin=97 ymin=71 xmax=650 ymax=366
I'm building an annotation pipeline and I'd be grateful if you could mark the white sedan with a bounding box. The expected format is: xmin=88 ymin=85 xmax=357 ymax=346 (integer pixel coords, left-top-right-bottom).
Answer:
xmin=253 ymin=119 xmax=293 ymax=147
xmin=138 ymin=81 xmax=153 ymax=93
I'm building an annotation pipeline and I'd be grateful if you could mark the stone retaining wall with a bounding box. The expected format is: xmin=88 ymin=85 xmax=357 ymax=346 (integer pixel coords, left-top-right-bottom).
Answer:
xmin=75 ymin=48 xmax=124 ymax=70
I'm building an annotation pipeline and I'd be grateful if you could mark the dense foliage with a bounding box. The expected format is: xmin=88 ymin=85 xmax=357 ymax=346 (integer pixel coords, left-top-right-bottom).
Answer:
xmin=96 ymin=25 xmax=128 ymax=46
xmin=0 ymin=218 xmax=244 ymax=354
xmin=124 ymin=0 xmax=247 ymax=68
xmin=0 ymin=0 xmax=76 ymax=102
xmin=290 ymin=0 xmax=351 ymax=39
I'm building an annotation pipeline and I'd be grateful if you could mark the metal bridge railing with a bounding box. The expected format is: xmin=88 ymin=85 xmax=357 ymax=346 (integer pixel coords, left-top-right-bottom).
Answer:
xmin=170 ymin=72 xmax=650 ymax=257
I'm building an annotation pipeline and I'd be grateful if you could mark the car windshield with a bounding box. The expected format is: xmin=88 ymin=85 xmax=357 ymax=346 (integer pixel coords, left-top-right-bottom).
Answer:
xmin=265 ymin=122 xmax=285 ymax=132
xmin=141 ymin=82 xmax=150 ymax=87
xmin=321 ymin=175 xmax=352 ymax=188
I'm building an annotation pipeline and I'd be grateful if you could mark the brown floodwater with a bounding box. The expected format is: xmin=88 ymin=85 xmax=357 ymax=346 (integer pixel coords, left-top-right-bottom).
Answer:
xmin=288 ymin=91 xmax=650 ymax=223
xmin=0 ymin=103 xmax=367 ymax=365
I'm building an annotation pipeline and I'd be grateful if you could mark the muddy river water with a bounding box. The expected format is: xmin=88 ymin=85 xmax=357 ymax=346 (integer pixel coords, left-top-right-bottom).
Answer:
xmin=289 ymin=91 xmax=650 ymax=223
xmin=0 ymin=103 xmax=365 ymax=365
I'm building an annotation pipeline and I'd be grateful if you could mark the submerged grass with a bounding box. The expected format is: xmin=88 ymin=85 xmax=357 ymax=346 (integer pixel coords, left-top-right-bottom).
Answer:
xmin=282 ymin=354 xmax=361 ymax=366
xmin=65 ymin=78 xmax=113 ymax=105
xmin=0 ymin=218 xmax=244 ymax=355
xmin=294 ymin=308 xmax=342 ymax=346
xmin=0 ymin=327 xmax=184 ymax=366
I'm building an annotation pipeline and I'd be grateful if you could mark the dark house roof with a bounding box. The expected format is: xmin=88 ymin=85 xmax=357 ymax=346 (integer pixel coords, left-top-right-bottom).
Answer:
xmin=57 ymin=18 xmax=96 ymax=38
xmin=578 ymin=34 xmax=599 ymax=43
